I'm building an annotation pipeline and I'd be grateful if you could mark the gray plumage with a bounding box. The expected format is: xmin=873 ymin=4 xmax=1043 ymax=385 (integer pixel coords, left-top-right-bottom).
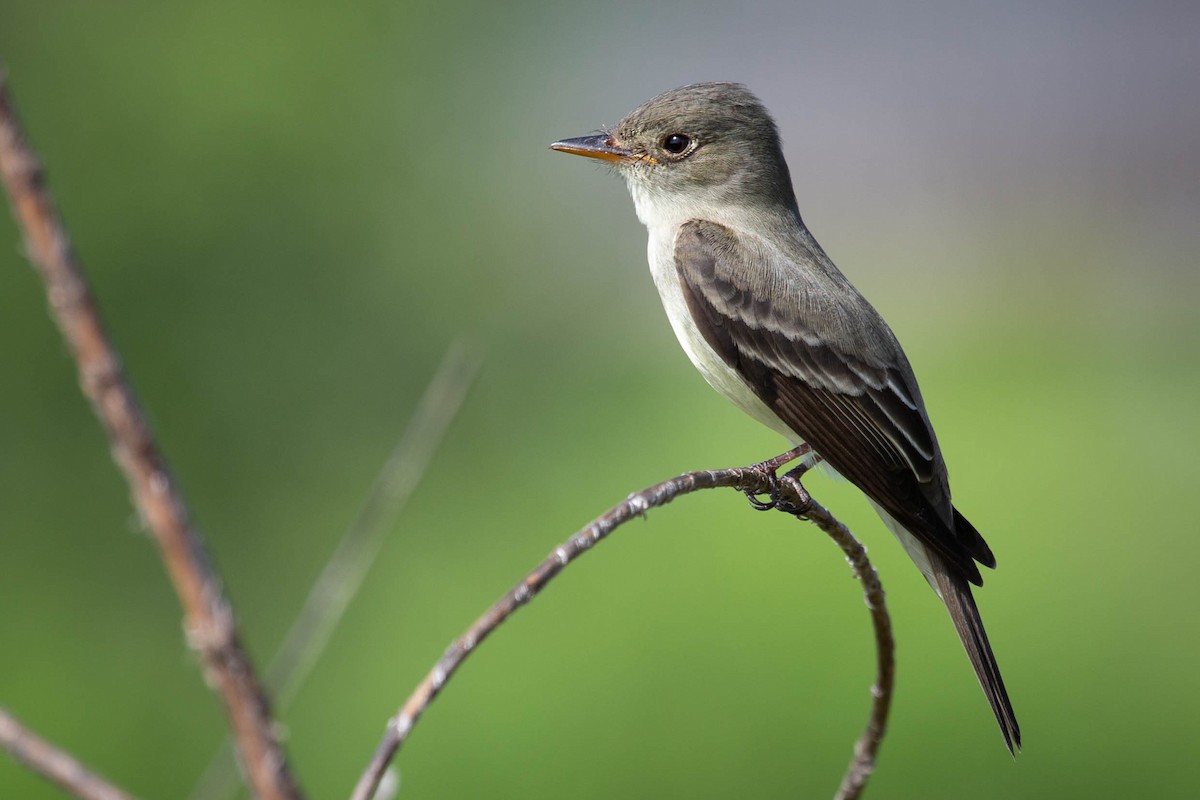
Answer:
xmin=552 ymin=82 xmax=1019 ymax=752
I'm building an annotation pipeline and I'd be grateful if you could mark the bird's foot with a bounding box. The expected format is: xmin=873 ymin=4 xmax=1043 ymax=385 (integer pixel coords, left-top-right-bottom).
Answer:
xmin=744 ymin=471 xmax=782 ymax=511
xmin=743 ymin=446 xmax=807 ymax=510
xmin=775 ymin=469 xmax=813 ymax=517
xmin=743 ymin=446 xmax=816 ymax=513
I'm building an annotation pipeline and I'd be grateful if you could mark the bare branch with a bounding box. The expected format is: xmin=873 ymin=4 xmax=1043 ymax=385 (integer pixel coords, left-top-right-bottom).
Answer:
xmin=0 ymin=73 xmax=300 ymax=800
xmin=189 ymin=340 xmax=480 ymax=800
xmin=0 ymin=708 xmax=137 ymax=800
xmin=269 ymin=339 xmax=481 ymax=707
xmin=786 ymin=480 xmax=895 ymax=800
xmin=350 ymin=446 xmax=895 ymax=800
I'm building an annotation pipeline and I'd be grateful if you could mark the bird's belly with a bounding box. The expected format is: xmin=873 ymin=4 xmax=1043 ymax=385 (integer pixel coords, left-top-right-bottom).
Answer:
xmin=646 ymin=231 xmax=800 ymax=444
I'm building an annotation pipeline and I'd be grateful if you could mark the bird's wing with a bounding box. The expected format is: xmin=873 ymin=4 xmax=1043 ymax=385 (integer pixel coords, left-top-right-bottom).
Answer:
xmin=674 ymin=219 xmax=990 ymax=583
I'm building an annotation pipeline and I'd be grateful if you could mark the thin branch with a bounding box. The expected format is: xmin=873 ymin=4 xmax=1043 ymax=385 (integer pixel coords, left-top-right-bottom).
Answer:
xmin=349 ymin=446 xmax=895 ymax=800
xmin=784 ymin=479 xmax=895 ymax=800
xmin=0 ymin=708 xmax=138 ymax=800
xmin=0 ymin=73 xmax=301 ymax=799
xmin=269 ymin=339 xmax=481 ymax=706
xmin=189 ymin=340 xmax=481 ymax=800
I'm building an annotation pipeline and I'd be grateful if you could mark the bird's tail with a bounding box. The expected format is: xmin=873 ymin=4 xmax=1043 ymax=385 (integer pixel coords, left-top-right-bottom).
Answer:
xmin=870 ymin=502 xmax=1021 ymax=752
xmin=934 ymin=566 xmax=1022 ymax=754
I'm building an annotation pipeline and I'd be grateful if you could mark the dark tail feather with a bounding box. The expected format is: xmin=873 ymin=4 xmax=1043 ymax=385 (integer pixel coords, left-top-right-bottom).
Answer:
xmin=952 ymin=506 xmax=995 ymax=569
xmin=935 ymin=566 xmax=1021 ymax=754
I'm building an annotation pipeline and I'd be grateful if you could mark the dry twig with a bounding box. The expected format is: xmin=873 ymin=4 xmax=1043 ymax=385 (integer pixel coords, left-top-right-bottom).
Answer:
xmin=0 ymin=709 xmax=137 ymax=800
xmin=0 ymin=66 xmax=893 ymax=800
xmin=0 ymin=72 xmax=300 ymax=800
xmin=350 ymin=446 xmax=895 ymax=800
xmin=189 ymin=341 xmax=480 ymax=800
xmin=785 ymin=479 xmax=895 ymax=799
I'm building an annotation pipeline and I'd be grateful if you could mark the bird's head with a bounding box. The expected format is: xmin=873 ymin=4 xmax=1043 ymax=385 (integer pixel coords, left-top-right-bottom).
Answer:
xmin=551 ymin=82 xmax=798 ymax=217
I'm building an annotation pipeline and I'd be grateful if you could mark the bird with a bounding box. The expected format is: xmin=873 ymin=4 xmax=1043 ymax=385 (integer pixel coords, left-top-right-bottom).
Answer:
xmin=550 ymin=82 xmax=1019 ymax=753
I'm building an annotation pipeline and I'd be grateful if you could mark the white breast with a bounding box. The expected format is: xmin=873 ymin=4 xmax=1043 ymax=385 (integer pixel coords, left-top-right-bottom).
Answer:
xmin=642 ymin=218 xmax=801 ymax=444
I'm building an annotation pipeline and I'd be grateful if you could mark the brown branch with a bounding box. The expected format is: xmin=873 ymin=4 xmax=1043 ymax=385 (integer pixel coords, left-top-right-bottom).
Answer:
xmin=349 ymin=446 xmax=895 ymax=800
xmin=0 ymin=708 xmax=137 ymax=800
xmin=787 ymin=481 xmax=895 ymax=799
xmin=188 ymin=340 xmax=480 ymax=800
xmin=0 ymin=73 xmax=301 ymax=799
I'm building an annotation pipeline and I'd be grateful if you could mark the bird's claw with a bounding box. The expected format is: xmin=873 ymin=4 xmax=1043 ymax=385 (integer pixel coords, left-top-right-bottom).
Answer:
xmin=744 ymin=448 xmax=818 ymax=512
xmin=775 ymin=469 xmax=813 ymax=517
xmin=744 ymin=469 xmax=782 ymax=511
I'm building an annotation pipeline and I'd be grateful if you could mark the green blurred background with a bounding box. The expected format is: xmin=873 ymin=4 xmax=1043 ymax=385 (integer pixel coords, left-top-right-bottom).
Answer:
xmin=2 ymin=1 xmax=1197 ymax=798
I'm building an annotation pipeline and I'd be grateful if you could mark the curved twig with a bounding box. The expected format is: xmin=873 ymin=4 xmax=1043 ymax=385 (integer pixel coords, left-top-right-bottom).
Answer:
xmin=350 ymin=446 xmax=894 ymax=800
xmin=781 ymin=477 xmax=895 ymax=800
xmin=0 ymin=73 xmax=300 ymax=800
xmin=188 ymin=341 xmax=480 ymax=800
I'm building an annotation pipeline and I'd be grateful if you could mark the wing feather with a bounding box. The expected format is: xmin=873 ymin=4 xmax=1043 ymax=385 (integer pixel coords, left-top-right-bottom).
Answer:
xmin=674 ymin=219 xmax=988 ymax=583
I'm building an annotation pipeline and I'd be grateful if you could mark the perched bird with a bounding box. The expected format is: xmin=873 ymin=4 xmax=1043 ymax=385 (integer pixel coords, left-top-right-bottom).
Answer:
xmin=551 ymin=82 xmax=1019 ymax=752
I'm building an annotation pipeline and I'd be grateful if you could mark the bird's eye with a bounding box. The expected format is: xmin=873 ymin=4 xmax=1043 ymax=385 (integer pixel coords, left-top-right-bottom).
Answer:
xmin=662 ymin=133 xmax=692 ymax=155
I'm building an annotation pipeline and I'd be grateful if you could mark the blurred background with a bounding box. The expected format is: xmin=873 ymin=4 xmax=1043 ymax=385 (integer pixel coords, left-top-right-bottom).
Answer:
xmin=1 ymin=1 xmax=1197 ymax=798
